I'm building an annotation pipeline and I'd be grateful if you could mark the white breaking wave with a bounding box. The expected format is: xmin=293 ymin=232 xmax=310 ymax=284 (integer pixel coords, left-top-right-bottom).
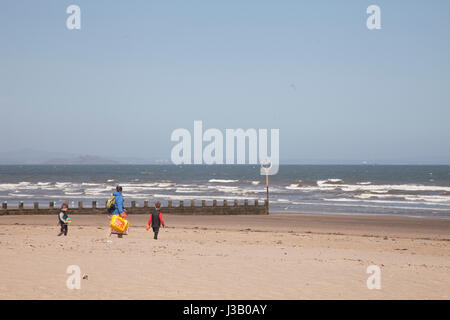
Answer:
xmin=285 ymin=184 xmax=336 ymax=191
xmin=7 ymin=193 xmax=34 ymax=198
xmin=323 ymin=197 xmax=450 ymax=207
xmin=0 ymin=182 xmax=36 ymax=191
xmin=295 ymin=200 xmax=450 ymax=212
xmin=317 ymin=179 xmax=343 ymax=186
xmin=175 ymin=187 xmax=205 ymax=193
xmin=158 ymin=183 xmax=173 ymax=188
xmin=356 ymin=193 xmax=450 ymax=203
xmin=84 ymin=186 xmax=112 ymax=196
xmin=208 ymin=179 xmax=239 ymax=183
xmin=207 ymin=185 xmax=239 ymax=191
xmin=338 ymin=184 xmax=450 ymax=193
xmin=283 ymin=181 xmax=450 ymax=194
xmin=404 ymin=195 xmax=450 ymax=203
xmin=151 ymin=194 xmax=259 ymax=201
xmin=37 ymin=182 xmax=51 ymax=186
xmin=118 ymin=183 xmax=175 ymax=192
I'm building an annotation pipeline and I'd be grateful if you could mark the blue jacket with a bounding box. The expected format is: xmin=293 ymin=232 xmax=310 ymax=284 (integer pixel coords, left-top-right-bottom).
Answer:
xmin=111 ymin=191 xmax=124 ymax=215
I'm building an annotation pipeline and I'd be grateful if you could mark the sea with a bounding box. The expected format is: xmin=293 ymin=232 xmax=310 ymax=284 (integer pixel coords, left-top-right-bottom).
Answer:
xmin=0 ymin=165 xmax=449 ymax=218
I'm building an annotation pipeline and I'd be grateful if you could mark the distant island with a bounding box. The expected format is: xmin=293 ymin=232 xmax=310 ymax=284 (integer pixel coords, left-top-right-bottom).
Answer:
xmin=0 ymin=149 xmax=172 ymax=164
xmin=45 ymin=155 xmax=119 ymax=165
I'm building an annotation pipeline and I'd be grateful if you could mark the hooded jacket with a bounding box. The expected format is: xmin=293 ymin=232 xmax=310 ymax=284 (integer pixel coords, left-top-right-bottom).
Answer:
xmin=111 ymin=191 xmax=124 ymax=215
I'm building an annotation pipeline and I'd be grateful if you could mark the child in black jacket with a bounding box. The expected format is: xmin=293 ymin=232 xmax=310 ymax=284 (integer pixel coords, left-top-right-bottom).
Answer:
xmin=57 ymin=203 xmax=70 ymax=236
xmin=146 ymin=201 xmax=165 ymax=239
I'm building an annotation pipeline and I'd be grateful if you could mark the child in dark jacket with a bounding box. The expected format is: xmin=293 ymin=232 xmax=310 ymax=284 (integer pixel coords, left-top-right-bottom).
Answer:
xmin=57 ymin=203 xmax=70 ymax=236
xmin=146 ymin=201 xmax=165 ymax=239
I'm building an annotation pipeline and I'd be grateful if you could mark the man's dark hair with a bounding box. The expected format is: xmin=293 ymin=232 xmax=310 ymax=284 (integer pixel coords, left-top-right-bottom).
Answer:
xmin=155 ymin=201 xmax=161 ymax=209
xmin=116 ymin=185 xmax=123 ymax=192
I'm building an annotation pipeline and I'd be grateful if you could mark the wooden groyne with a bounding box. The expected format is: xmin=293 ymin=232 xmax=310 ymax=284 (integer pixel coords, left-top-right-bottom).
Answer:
xmin=0 ymin=199 xmax=269 ymax=215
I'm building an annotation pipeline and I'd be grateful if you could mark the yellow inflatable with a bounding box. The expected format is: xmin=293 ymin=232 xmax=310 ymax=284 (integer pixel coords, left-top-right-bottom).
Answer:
xmin=110 ymin=215 xmax=130 ymax=233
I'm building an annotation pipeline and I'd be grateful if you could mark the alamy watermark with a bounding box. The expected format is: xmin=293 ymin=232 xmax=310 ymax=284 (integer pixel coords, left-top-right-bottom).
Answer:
xmin=66 ymin=5 xmax=81 ymax=30
xmin=366 ymin=265 xmax=381 ymax=290
xmin=170 ymin=121 xmax=279 ymax=175
xmin=65 ymin=5 xmax=380 ymax=31
xmin=66 ymin=265 xmax=81 ymax=290
xmin=366 ymin=5 xmax=381 ymax=30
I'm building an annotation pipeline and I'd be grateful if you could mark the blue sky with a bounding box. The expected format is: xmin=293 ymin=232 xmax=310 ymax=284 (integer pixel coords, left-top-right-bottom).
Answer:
xmin=0 ymin=0 xmax=449 ymax=164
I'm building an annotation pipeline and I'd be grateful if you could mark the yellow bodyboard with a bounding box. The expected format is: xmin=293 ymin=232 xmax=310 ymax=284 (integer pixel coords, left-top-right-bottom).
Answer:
xmin=110 ymin=215 xmax=130 ymax=233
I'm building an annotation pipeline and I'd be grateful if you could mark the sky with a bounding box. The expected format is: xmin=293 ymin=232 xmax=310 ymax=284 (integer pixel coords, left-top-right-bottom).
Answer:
xmin=0 ymin=0 xmax=449 ymax=164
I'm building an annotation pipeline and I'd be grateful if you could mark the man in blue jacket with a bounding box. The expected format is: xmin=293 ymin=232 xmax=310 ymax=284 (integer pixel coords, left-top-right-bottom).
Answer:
xmin=110 ymin=185 xmax=128 ymax=237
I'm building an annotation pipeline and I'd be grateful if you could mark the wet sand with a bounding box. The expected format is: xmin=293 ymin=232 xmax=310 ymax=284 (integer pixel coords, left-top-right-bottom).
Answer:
xmin=0 ymin=213 xmax=449 ymax=299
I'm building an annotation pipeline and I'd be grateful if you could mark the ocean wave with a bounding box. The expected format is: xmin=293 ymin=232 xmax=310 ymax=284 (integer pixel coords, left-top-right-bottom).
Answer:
xmin=37 ymin=182 xmax=52 ymax=186
xmin=157 ymin=183 xmax=173 ymax=188
xmin=339 ymin=184 xmax=450 ymax=193
xmin=285 ymin=184 xmax=336 ymax=191
xmin=0 ymin=182 xmax=37 ymax=191
xmin=295 ymin=200 xmax=450 ymax=212
xmin=241 ymin=188 xmax=267 ymax=194
xmin=7 ymin=193 xmax=34 ymax=198
xmin=84 ymin=186 xmax=112 ymax=195
xmin=1 ymin=176 xmax=449 ymax=217
xmin=284 ymin=182 xmax=450 ymax=194
xmin=355 ymin=193 xmax=450 ymax=202
xmin=175 ymin=187 xmax=205 ymax=193
xmin=317 ymin=179 xmax=343 ymax=186
xmin=276 ymin=198 xmax=292 ymax=203
xmin=151 ymin=194 xmax=259 ymax=201
xmin=2 ymin=180 xmax=450 ymax=195
xmin=118 ymin=183 xmax=175 ymax=192
xmin=207 ymin=185 xmax=239 ymax=191
xmin=208 ymin=179 xmax=239 ymax=183
xmin=404 ymin=195 xmax=450 ymax=203
xmin=324 ymin=197 xmax=450 ymax=207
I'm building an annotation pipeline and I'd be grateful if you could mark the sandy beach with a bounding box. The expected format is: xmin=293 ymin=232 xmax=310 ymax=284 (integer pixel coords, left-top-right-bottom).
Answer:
xmin=0 ymin=212 xmax=449 ymax=300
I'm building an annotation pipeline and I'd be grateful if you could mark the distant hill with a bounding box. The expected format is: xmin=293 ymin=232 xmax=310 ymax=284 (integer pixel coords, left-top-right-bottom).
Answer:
xmin=0 ymin=149 xmax=120 ymax=165
xmin=0 ymin=149 xmax=171 ymax=165
xmin=0 ymin=149 xmax=78 ymax=165
xmin=45 ymin=155 xmax=119 ymax=165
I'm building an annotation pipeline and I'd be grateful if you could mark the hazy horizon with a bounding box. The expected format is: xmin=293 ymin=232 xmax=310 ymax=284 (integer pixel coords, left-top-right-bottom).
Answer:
xmin=1 ymin=147 xmax=450 ymax=165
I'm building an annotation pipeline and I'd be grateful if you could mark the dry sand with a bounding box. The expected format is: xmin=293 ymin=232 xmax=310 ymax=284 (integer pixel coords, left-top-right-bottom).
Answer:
xmin=0 ymin=213 xmax=449 ymax=299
